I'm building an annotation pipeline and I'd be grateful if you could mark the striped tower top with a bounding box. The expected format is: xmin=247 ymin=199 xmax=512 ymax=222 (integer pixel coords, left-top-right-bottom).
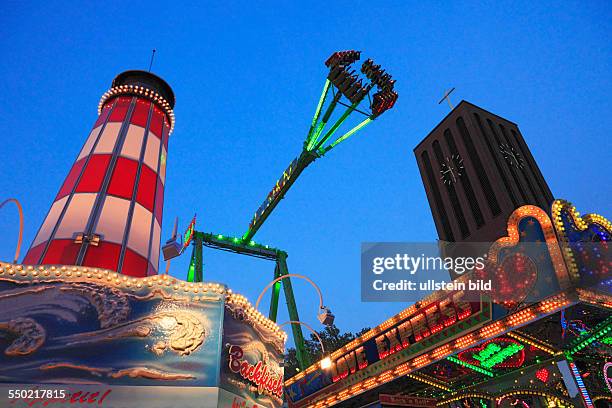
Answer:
xmin=23 ymin=70 xmax=175 ymax=277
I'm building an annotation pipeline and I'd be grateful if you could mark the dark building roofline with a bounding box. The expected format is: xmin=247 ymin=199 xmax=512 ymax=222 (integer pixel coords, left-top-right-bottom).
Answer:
xmin=413 ymin=100 xmax=519 ymax=152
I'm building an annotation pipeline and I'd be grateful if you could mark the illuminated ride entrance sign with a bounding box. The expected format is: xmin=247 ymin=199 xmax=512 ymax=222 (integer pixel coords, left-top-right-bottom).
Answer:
xmin=330 ymin=291 xmax=481 ymax=382
xmin=285 ymin=290 xmax=491 ymax=407
xmin=284 ymin=202 xmax=612 ymax=407
xmin=331 ymin=292 xmax=481 ymax=382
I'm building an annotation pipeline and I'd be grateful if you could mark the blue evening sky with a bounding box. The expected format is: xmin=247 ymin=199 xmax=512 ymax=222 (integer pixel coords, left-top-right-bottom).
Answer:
xmin=1 ymin=2 xmax=610 ymax=343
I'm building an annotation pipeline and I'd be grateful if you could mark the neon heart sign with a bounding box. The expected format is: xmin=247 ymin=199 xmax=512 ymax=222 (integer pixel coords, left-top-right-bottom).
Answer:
xmin=457 ymin=338 xmax=525 ymax=369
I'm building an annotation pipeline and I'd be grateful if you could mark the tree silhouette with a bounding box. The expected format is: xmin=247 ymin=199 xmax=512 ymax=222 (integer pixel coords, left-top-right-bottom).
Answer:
xmin=283 ymin=324 xmax=370 ymax=379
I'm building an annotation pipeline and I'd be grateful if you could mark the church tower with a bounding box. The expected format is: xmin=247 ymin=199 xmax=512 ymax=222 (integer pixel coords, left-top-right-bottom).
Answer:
xmin=414 ymin=100 xmax=553 ymax=244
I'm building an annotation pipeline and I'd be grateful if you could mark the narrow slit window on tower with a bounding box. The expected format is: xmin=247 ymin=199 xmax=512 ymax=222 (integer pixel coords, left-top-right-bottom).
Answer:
xmin=487 ymin=119 xmax=527 ymax=203
xmin=421 ymin=151 xmax=455 ymax=241
xmin=444 ymin=128 xmax=485 ymax=228
xmin=456 ymin=117 xmax=501 ymax=217
xmin=474 ymin=113 xmax=518 ymax=209
xmin=499 ymin=124 xmax=538 ymax=204
xmin=433 ymin=139 xmax=470 ymax=238
xmin=510 ymin=129 xmax=552 ymax=208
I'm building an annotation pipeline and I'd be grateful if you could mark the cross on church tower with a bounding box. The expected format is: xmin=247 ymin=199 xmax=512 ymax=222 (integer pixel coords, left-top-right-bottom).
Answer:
xmin=438 ymin=87 xmax=456 ymax=110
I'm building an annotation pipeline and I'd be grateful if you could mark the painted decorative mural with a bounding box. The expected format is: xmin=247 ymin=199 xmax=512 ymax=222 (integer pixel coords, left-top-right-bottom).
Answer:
xmin=219 ymin=300 xmax=285 ymax=408
xmin=0 ymin=265 xmax=224 ymax=386
xmin=0 ymin=262 xmax=286 ymax=407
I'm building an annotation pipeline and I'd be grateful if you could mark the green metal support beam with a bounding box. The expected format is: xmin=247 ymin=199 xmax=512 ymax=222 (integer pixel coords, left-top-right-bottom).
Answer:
xmin=194 ymin=234 xmax=203 ymax=283
xmin=269 ymin=262 xmax=282 ymax=322
xmin=186 ymin=248 xmax=196 ymax=282
xmin=305 ymin=79 xmax=331 ymax=150
xmin=320 ymin=117 xmax=373 ymax=156
xmin=306 ymin=90 xmax=342 ymax=151
xmin=242 ymin=151 xmax=317 ymax=243
xmin=187 ymin=233 xmax=204 ymax=283
xmin=187 ymin=230 xmax=308 ymax=368
xmin=197 ymin=231 xmax=280 ymax=260
xmin=277 ymin=252 xmax=310 ymax=370
xmin=311 ymin=101 xmax=360 ymax=153
xmin=243 ymin=78 xmax=374 ymax=243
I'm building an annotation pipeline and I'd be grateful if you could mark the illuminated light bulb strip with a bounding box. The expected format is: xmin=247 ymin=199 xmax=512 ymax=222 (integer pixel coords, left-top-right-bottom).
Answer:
xmin=436 ymin=393 xmax=492 ymax=406
xmin=486 ymin=205 xmax=572 ymax=289
xmin=0 ymin=262 xmax=286 ymax=349
xmin=447 ymin=356 xmax=494 ymax=377
xmin=286 ymin=293 xmax=572 ymax=407
xmin=506 ymin=332 xmax=557 ymax=355
xmin=569 ymin=362 xmax=593 ymax=408
xmin=567 ymin=316 xmax=612 ymax=355
xmin=286 ymin=213 xmax=574 ymax=392
xmin=430 ymin=344 xmax=452 ymax=360
xmin=478 ymin=342 xmax=523 ymax=369
xmin=551 ymin=199 xmax=612 ymax=282
xmin=551 ymin=199 xmax=585 ymax=282
xmin=576 ymin=288 xmax=612 ymax=309
xmin=600 ymin=363 xmax=612 ymax=395
xmin=406 ymin=373 xmax=451 ymax=391
xmin=497 ymin=391 xmax=571 ymax=407
xmin=207 ymin=232 xmax=281 ymax=251
xmin=285 ymin=273 xmax=477 ymax=384
xmin=98 ymin=85 xmax=176 ymax=134
xmin=225 ymin=292 xmax=288 ymax=350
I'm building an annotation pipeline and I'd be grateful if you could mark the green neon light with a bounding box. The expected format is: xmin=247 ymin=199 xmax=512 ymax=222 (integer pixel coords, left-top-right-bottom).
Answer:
xmin=472 ymin=343 xmax=502 ymax=363
xmin=312 ymin=102 xmax=360 ymax=152
xmin=447 ymin=356 xmax=494 ymax=377
xmin=321 ymin=117 xmax=372 ymax=155
xmin=306 ymin=91 xmax=342 ymax=151
xmin=184 ymin=228 xmax=193 ymax=244
xmin=272 ymin=281 xmax=281 ymax=301
xmin=201 ymin=232 xmax=283 ymax=254
xmin=187 ymin=260 xmax=195 ymax=282
xmin=268 ymin=279 xmax=282 ymax=322
xmin=601 ymin=336 xmax=612 ymax=345
xmin=307 ymin=122 xmax=326 ymax=151
xmin=313 ymin=80 xmax=331 ymax=126
xmin=568 ymin=317 xmax=612 ymax=355
xmin=306 ymin=80 xmax=331 ymax=143
xmin=479 ymin=343 xmax=523 ymax=369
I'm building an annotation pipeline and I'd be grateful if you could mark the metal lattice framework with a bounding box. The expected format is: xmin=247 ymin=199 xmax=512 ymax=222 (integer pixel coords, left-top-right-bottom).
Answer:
xmin=178 ymin=51 xmax=398 ymax=370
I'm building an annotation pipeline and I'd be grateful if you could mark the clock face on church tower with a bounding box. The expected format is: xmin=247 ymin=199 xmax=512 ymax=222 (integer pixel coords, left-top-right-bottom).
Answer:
xmin=499 ymin=143 xmax=524 ymax=169
xmin=439 ymin=154 xmax=464 ymax=185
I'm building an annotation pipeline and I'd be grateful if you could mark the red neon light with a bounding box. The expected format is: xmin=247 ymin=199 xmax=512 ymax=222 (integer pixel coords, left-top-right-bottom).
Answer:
xmin=535 ymin=367 xmax=549 ymax=383
xmin=371 ymin=294 xmax=474 ymax=364
xmin=228 ymin=345 xmax=283 ymax=398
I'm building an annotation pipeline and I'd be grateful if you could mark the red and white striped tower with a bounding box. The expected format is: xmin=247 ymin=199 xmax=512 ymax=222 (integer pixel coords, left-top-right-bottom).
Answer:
xmin=23 ymin=71 xmax=175 ymax=277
